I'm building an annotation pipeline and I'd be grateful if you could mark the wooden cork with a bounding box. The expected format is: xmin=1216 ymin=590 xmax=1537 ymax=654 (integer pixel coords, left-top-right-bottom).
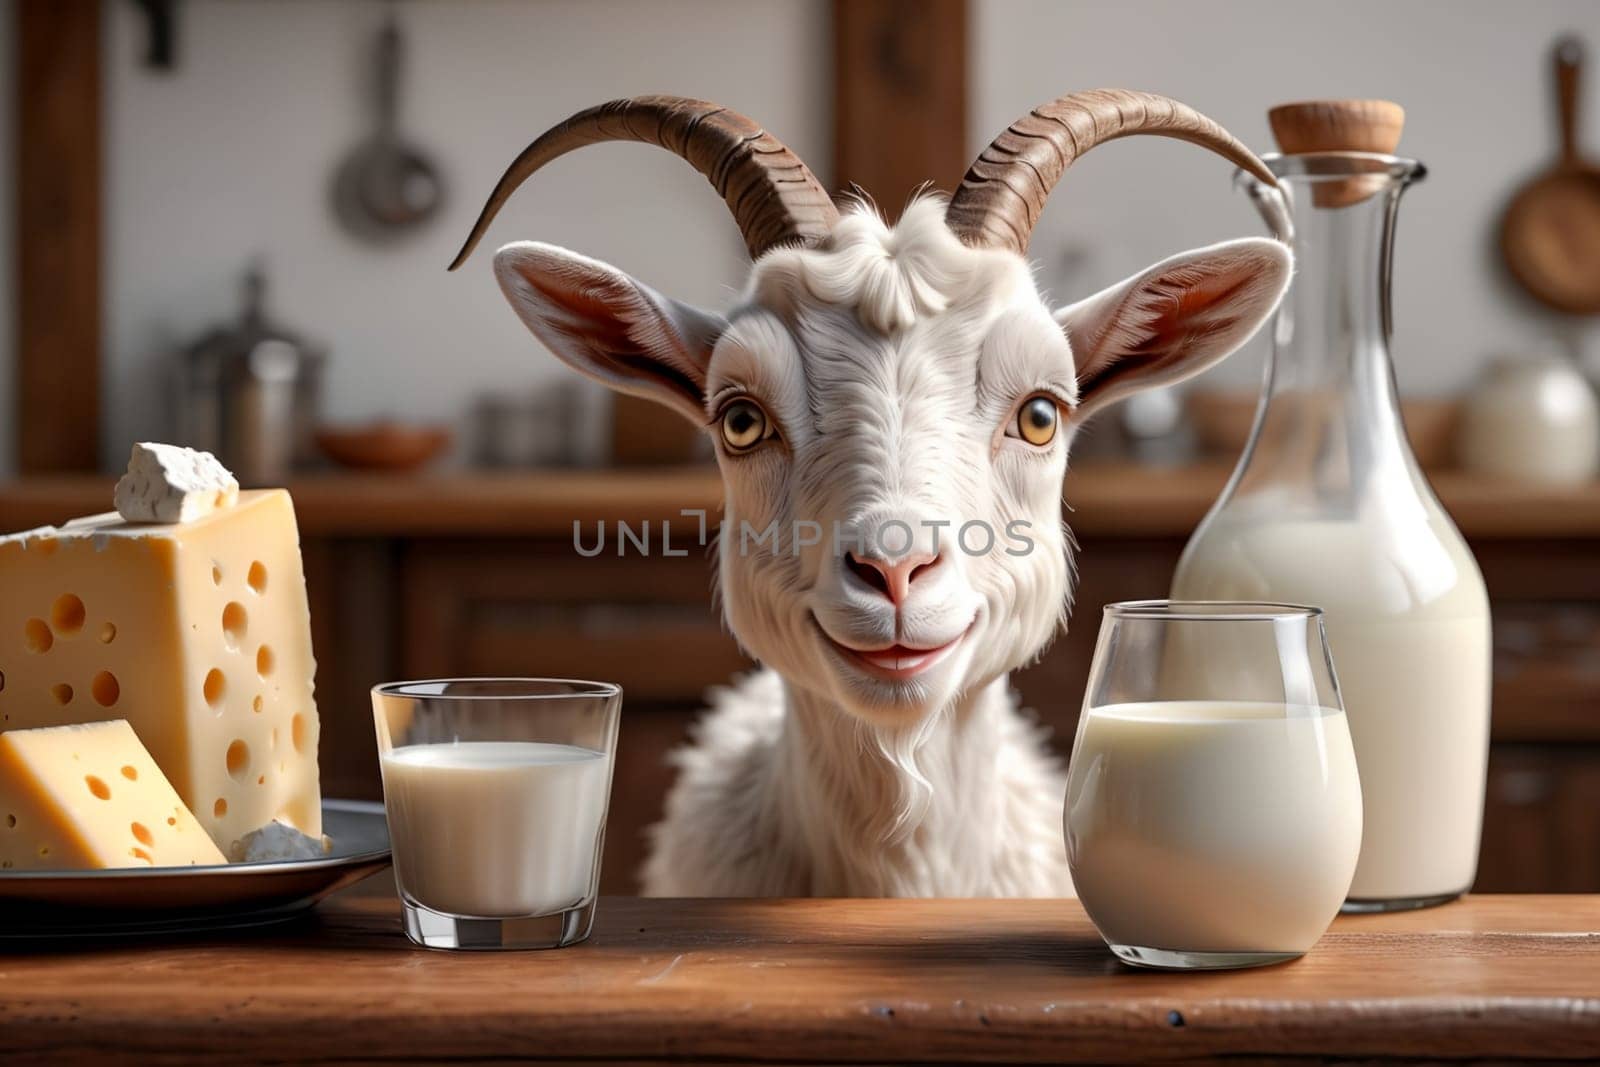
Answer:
xmin=1268 ymin=99 xmax=1405 ymax=207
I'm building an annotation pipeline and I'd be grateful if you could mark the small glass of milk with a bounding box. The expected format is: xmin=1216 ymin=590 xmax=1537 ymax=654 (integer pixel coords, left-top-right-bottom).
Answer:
xmin=372 ymin=677 xmax=622 ymax=950
xmin=1064 ymin=601 xmax=1362 ymax=970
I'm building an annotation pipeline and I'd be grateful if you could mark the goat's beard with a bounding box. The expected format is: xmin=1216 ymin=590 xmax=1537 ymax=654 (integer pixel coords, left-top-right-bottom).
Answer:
xmin=861 ymin=702 xmax=946 ymax=844
xmin=789 ymin=656 xmax=964 ymax=857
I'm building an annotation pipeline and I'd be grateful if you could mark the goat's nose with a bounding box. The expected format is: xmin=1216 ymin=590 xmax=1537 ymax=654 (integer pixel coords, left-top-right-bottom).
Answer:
xmin=846 ymin=550 xmax=942 ymax=605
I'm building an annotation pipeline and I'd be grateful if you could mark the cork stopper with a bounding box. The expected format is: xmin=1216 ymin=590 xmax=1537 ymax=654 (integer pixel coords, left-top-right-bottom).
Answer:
xmin=1268 ymin=99 xmax=1405 ymax=207
xmin=1269 ymin=100 xmax=1405 ymax=154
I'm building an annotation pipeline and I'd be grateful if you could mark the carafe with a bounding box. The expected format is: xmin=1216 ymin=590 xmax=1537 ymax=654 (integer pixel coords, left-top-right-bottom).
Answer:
xmin=1170 ymin=100 xmax=1492 ymax=911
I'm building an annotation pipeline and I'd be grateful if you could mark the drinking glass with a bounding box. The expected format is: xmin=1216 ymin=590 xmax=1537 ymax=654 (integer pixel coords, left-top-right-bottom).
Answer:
xmin=372 ymin=678 xmax=622 ymax=950
xmin=1064 ymin=601 xmax=1361 ymax=970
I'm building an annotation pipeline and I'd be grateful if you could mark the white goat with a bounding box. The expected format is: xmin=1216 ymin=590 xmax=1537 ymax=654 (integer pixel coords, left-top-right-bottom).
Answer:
xmin=450 ymin=92 xmax=1291 ymax=897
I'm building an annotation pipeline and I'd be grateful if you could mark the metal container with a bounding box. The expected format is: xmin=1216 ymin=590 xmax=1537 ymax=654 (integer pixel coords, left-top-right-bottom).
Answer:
xmin=177 ymin=266 xmax=325 ymax=485
xmin=470 ymin=381 xmax=610 ymax=468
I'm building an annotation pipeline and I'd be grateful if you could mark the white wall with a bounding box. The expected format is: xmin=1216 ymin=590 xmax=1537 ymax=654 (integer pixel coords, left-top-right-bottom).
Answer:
xmin=975 ymin=0 xmax=1600 ymax=395
xmin=0 ymin=0 xmax=15 ymax=477
xmin=103 ymin=0 xmax=830 ymax=469
xmin=75 ymin=0 xmax=1600 ymax=471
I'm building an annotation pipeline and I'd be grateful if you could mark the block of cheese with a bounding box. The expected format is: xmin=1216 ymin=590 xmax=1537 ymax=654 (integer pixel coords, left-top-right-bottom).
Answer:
xmin=0 ymin=489 xmax=321 ymax=852
xmin=0 ymin=720 xmax=226 ymax=869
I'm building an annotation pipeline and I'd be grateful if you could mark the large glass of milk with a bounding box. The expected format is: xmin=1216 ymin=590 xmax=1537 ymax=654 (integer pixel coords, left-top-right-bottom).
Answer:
xmin=1172 ymin=105 xmax=1491 ymax=912
xmin=373 ymin=677 xmax=622 ymax=950
xmin=1065 ymin=601 xmax=1361 ymax=970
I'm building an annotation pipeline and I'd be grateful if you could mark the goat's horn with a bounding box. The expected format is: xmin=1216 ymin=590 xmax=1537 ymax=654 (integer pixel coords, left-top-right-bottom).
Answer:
xmin=449 ymin=95 xmax=838 ymax=268
xmin=946 ymin=89 xmax=1277 ymax=254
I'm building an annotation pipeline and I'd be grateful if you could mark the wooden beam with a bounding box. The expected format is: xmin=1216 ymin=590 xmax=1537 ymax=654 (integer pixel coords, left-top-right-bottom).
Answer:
xmin=832 ymin=0 xmax=968 ymax=218
xmin=15 ymin=0 xmax=102 ymax=472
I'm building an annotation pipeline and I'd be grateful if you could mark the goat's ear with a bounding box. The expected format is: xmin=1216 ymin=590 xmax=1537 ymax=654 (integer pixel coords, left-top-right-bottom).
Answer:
xmin=1054 ymin=238 xmax=1291 ymax=421
xmin=494 ymin=242 xmax=727 ymax=423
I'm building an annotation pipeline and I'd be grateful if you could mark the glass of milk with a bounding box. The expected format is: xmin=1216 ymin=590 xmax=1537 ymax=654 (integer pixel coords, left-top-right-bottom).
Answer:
xmin=1064 ymin=601 xmax=1362 ymax=971
xmin=372 ymin=677 xmax=622 ymax=950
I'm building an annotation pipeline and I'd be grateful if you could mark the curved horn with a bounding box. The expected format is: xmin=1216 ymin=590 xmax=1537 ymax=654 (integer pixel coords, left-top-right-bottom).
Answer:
xmin=449 ymin=95 xmax=838 ymax=269
xmin=946 ymin=89 xmax=1277 ymax=253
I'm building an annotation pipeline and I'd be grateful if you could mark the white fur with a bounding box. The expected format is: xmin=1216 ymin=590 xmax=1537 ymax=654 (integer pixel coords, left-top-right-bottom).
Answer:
xmin=642 ymin=670 xmax=1071 ymax=896
xmin=493 ymin=193 xmax=1292 ymax=898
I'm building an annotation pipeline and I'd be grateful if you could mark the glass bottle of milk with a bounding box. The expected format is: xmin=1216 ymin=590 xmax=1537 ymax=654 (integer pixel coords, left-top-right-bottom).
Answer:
xmin=1171 ymin=100 xmax=1491 ymax=912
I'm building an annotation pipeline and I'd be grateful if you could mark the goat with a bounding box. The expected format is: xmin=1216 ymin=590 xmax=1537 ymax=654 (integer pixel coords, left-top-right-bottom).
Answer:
xmin=450 ymin=91 xmax=1292 ymax=897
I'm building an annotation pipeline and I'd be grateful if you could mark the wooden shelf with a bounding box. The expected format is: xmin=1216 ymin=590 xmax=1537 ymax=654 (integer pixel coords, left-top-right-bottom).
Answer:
xmin=3 ymin=463 xmax=1598 ymax=539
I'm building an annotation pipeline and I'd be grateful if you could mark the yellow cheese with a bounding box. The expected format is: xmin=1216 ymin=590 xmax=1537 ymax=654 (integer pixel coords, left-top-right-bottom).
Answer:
xmin=0 ymin=720 xmax=226 ymax=869
xmin=0 ymin=489 xmax=321 ymax=852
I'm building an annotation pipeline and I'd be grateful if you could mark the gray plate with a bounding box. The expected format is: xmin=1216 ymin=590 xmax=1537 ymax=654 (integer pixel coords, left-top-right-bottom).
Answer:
xmin=0 ymin=799 xmax=390 ymax=938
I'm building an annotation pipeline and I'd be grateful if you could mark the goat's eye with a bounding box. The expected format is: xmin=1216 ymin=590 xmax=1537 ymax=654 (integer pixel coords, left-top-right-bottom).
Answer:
xmin=719 ymin=398 xmax=771 ymax=452
xmin=1014 ymin=396 xmax=1058 ymax=446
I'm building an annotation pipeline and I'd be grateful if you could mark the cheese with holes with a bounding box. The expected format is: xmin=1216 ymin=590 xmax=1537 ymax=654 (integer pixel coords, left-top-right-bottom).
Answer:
xmin=0 ymin=489 xmax=321 ymax=852
xmin=0 ymin=720 xmax=226 ymax=869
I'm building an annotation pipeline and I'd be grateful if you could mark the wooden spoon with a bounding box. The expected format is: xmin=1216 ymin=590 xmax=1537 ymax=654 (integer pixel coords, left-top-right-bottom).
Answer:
xmin=1500 ymin=37 xmax=1600 ymax=314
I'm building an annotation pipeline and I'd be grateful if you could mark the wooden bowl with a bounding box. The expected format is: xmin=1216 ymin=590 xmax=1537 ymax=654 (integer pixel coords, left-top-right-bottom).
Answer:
xmin=315 ymin=422 xmax=452 ymax=472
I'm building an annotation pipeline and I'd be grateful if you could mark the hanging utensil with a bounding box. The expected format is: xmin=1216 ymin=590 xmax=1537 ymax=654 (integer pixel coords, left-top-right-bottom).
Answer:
xmin=1500 ymin=36 xmax=1600 ymax=314
xmin=332 ymin=12 xmax=444 ymax=241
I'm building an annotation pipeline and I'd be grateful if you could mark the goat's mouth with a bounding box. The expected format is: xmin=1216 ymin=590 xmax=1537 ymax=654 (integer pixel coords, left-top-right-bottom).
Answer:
xmin=817 ymin=621 xmax=973 ymax=683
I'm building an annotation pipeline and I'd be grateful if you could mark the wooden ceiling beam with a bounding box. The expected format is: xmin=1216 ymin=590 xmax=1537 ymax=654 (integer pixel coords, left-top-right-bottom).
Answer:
xmin=15 ymin=0 xmax=102 ymax=473
xmin=832 ymin=0 xmax=968 ymax=220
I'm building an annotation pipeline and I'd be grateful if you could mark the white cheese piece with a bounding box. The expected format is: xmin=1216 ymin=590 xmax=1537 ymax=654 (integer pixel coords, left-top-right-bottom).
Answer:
xmin=114 ymin=442 xmax=240 ymax=524
xmin=228 ymin=819 xmax=332 ymax=864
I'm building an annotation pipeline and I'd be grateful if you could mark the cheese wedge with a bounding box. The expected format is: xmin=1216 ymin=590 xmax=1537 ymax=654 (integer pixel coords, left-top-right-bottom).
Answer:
xmin=0 ymin=489 xmax=321 ymax=852
xmin=0 ymin=720 xmax=226 ymax=869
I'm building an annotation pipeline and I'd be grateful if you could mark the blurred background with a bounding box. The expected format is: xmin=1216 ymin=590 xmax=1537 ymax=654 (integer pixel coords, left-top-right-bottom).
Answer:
xmin=2 ymin=0 xmax=1598 ymax=893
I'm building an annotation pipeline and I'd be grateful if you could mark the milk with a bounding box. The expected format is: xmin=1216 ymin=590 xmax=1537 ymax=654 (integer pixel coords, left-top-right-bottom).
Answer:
xmin=1172 ymin=513 xmax=1490 ymax=902
xmin=380 ymin=742 xmax=611 ymax=918
xmin=1066 ymin=701 xmax=1361 ymax=954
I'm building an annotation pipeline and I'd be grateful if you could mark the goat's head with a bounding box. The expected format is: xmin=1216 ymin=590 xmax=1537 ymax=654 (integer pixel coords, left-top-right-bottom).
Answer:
xmin=452 ymin=93 xmax=1291 ymax=729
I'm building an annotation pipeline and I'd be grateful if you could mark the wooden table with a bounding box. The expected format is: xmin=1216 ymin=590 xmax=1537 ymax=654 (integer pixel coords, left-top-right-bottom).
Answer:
xmin=3 ymin=895 xmax=1598 ymax=1064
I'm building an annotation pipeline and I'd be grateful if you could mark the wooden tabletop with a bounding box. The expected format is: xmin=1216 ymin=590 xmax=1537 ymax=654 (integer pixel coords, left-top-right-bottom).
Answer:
xmin=3 ymin=463 xmax=1599 ymax=539
xmin=2 ymin=895 xmax=1597 ymax=1064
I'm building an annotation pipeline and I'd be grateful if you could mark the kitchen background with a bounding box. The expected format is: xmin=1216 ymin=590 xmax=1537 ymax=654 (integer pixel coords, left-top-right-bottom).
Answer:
xmin=3 ymin=0 xmax=1599 ymax=892
xmin=0 ymin=0 xmax=1597 ymax=468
